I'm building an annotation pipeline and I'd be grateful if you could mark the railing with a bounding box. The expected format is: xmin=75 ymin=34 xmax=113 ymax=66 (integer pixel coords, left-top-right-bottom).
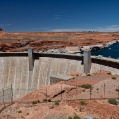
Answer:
xmin=0 ymin=83 xmax=119 ymax=104
xmin=16 ymin=83 xmax=119 ymax=104
xmin=0 ymin=84 xmax=13 ymax=107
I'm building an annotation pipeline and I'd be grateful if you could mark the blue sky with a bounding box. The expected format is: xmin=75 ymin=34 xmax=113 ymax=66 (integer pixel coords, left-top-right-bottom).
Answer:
xmin=0 ymin=0 xmax=119 ymax=32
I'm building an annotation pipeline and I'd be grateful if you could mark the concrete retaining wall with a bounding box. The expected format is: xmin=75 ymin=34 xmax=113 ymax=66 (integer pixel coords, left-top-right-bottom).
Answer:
xmin=0 ymin=52 xmax=119 ymax=98
xmin=90 ymin=63 xmax=119 ymax=75
xmin=91 ymin=57 xmax=119 ymax=75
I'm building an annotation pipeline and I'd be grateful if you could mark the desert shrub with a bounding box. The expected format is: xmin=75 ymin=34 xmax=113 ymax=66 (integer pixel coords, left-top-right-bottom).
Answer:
xmin=54 ymin=100 xmax=60 ymax=105
xmin=32 ymin=100 xmax=40 ymax=105
xmin=86 ymin=73 xmax=91 ymax=76
xmin=73 ymin=115 xmax=81 ymax=119
xmin=82 ymin=89 xmax=85 ymax=92
xmin=17 ymin=110 xmax=22 ymax=113
xmin=32 ymin=101 xmax=38 ymax=105
xmin=49 ymin=104 xmax=54 ymax=109
xmin=48 ymin=99 xmax=52 ymax=102
xmin=107 ymin=72 xmax=111 ymax=75
xmin=96 ymin=88 xmax=99 ymax=91
xmin=80 ymin=84 xmax=92 ymax=89
xmin=108 ymin=98 xmax=118 ymax=105
xmin=68 ymin=116 xmax=73 ymax=119
xmin=80 ymin=100 xmax=87 ymax=105
xmin=112 ymin=76 xmax=116 ymax=80
xmin=37 ymin=100 xmax=40 ymax=103
xmin=76 ymin=74 xmax=79 ymax=76
xmin=115 ymin=89 xmax=119 ymax=92
xmin=43 ymin=99 xmax=47 ymax=102
xmin=68 ymin=115 xmax=81 ymax=119
xmin=79 ymin=106 xmax=83 ymax=112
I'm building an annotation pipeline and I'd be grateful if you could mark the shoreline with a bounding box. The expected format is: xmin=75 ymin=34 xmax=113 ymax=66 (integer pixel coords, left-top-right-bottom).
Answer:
xmin=81 ymin=40 xmax=119 ymax=51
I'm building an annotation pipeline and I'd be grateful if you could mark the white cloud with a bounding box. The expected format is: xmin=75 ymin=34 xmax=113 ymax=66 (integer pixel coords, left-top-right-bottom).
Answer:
xmin=106 ymin=25 xmax=119 ymax=28
xmin=49 ymin=25 xmax=119 ymax=32
xmin=0 ymin=24 xmax=11 ymax=27
xmin=53 ymin=15 xmax=63 ymax=20
xmin=7 ymin=24 xmax=11 ymax=26
xmin=32 ymin=27 xmax=50 ymax=30
xmin=32 ymin=27 xmax=38 ymax=30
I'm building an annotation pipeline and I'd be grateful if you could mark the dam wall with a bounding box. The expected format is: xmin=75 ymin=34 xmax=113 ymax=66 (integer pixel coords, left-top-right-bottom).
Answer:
xmin=0 ymin=53 xmax=83 ymax=98
xmin=0 ymin=52 xmax=119 ymax=99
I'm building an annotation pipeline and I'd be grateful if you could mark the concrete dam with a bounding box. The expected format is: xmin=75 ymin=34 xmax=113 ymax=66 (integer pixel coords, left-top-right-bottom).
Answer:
xmin=0 ymin=50 xmax=119 ymax=99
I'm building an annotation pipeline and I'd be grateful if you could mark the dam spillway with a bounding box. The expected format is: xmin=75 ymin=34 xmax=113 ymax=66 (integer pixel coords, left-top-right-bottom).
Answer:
xmin=0 ymin=52 xmax=119 ymax=99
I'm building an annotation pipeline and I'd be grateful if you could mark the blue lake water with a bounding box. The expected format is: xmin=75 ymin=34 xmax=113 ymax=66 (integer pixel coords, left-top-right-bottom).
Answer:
xmin=91 ymin=42 xmax=119 ymax=59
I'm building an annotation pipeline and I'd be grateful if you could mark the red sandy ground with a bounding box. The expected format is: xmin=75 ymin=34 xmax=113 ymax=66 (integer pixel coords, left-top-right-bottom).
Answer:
xmin=0 ymin=30 xmax=119 ymax=52
xmin=0 ymin=71 xmax=119 ymax=119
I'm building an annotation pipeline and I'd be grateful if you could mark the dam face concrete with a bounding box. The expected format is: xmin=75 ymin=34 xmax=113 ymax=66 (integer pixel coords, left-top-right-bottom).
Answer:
xmin=0 ymin=54 xmax=83 ymax=98
xmin=0 ymin=52 xmax=119 ymax=99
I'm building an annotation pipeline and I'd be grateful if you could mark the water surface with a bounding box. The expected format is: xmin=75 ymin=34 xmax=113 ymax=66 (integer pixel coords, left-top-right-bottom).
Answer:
xmin=91 ymin=42 xmax=119 ymax=59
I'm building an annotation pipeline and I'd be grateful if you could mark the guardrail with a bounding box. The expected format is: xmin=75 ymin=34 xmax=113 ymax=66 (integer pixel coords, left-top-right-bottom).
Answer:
xmin=0 ymin=84 xmax=13 ymax=107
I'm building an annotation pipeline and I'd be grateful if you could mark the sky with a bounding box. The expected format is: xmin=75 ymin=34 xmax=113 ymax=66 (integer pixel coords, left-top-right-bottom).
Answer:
xmin=0 ymin=0 xmax=119 ymax=32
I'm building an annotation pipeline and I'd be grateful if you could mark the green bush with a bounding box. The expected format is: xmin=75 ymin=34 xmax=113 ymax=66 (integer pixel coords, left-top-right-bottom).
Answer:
xmin=79 ymin=106 xmax=83 ymax=112
xmin=73 ymin=115 xmax=81 ymax=119
xmin=68 ymin=116 xmax=73 ymax=119
xmin=54 ymin=100 xmax=60 ymax=105
xmin=17 ymin=110 xmax=22 ymax=113
xmin=80 ymin=84 xmax=92 ymax=89
xmin=80 ymin=100 xmax=87 ymax=105
xmin=32 ymin=101 xmax=38 ymax=105
xmin=32 ymin=100 xmax=40 ymax=105
xmin=108 ymin=98 xmax=118 ymax=105
xmin=68 ymin=115 xmax=81 ymax=119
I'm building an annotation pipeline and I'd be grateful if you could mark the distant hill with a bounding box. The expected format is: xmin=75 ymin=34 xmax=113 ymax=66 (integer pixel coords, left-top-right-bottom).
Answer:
xmin=0 ymin=31 xmax=119 ymax=52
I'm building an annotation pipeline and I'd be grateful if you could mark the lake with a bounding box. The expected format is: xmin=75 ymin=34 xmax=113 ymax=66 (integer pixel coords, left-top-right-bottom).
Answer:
xmin=91 ymin=42 xmax=119 ymax=59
